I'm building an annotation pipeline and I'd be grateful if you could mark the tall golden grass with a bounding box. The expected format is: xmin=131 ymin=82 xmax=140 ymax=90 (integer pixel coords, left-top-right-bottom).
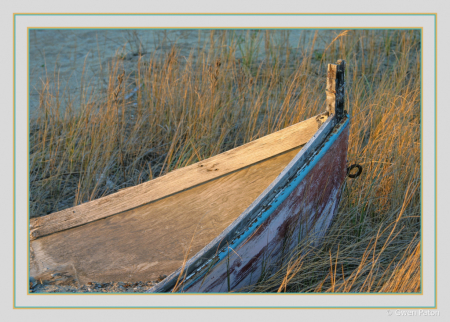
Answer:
xmin=29 ymin=29 xmax=421 ymax=292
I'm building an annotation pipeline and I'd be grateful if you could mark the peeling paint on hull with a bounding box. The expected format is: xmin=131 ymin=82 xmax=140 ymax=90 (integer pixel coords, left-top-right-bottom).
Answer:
xmin=179 ymin=121 xmax=350 ymax=293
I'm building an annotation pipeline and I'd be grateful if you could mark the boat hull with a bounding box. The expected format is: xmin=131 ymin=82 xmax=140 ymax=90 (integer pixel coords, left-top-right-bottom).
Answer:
xmin=173 ymin=119 xmax=350 ymax=292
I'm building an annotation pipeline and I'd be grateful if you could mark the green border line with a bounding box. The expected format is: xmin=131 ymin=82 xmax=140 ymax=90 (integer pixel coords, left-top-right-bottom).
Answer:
xmin=14 ymin=13 xmax=437 ymax=16
xmin=430 ymin=13 xmax=437 ymax=310
xmin=26 ymin=27 xmax=425 ymax=30
xmin=13 ymin=13 xmax=16 ymax=310
xmin=13 ymin=13 xmax=437 ymax=309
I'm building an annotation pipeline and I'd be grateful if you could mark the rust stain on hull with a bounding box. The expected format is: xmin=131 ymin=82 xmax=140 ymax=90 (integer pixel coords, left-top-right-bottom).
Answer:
xmin=184 ymin=125 xmax=350 ymax=292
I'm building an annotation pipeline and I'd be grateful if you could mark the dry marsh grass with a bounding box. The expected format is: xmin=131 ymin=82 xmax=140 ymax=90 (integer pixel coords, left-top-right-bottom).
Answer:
xmin=29 ymin=29 xmax=421 ymax=293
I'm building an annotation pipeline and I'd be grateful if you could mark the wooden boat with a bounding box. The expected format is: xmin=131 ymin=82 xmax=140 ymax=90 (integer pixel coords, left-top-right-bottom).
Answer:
xmin=30 ymin=60 xmax=350 ymax=293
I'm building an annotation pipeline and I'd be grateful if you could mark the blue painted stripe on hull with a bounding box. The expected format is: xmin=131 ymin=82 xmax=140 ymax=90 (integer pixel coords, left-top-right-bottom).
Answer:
xmin=181 ymin=117 xmax=350 ymax=291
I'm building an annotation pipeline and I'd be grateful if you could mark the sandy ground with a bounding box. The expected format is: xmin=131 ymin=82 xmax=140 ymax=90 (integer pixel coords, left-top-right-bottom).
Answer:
xmin=29 ymin=29 xmax=334 ymax=115
xmin=30 ymin=276 xmax=164 ymax=293
xmin=29 ymin=29 xmax=204 ymax=114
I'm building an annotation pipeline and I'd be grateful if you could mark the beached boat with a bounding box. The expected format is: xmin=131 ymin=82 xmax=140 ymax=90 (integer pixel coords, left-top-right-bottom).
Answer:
xmin=29 ymin=60 xmax=350 ymax=293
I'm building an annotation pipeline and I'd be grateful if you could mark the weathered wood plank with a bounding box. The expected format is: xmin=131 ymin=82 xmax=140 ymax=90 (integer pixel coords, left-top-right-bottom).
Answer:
xmin=326 ymin=60 xmax=346 ymax=120
xmin=326 ymin=63 xmax=337 ymax=116
xmin=30 ymin=148 xmax=302 ymax=284
xmin=30 ymin=115 xmax=325 ymax=240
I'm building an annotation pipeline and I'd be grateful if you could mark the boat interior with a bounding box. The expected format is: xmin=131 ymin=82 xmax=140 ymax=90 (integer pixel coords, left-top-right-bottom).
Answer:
xmin=30 ymin=113 xmax=328 ymax=284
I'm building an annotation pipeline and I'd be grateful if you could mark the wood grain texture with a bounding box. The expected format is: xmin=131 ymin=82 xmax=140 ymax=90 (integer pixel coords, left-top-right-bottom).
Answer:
xmin=30 ymin=148 xmax=301 ymax=284
xmin=326 ymin=60 xmax=346 ymax=120
xmin=30 ymin=115 xmax=325 ymax=240
xmin=326 ymin=63 xmax=337 ymax=116
xmin=150 ymin=114 xmax=338 ymax=292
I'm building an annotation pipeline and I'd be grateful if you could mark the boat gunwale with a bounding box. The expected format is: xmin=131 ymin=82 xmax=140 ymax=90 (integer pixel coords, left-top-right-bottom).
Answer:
xmin=29 ymin=114 xmax=326 ymax=241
